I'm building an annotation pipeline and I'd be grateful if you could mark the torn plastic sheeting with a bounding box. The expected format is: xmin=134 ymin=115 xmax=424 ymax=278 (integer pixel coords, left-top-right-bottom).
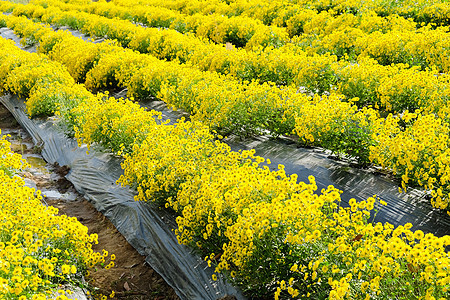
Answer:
xmin=0 ymin=94 xmax=245 ymax=300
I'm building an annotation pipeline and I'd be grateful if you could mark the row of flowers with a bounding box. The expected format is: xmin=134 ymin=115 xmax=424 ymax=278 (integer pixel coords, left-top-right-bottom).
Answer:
xmin=108 ymin=0 xmax=450 ymax=30
xmin=0 ymin=104 xmax=111 ymax=298
xmin=4 ymin=2 xmax=450 ymax=119
xmin=0 ymin=27 xmax=449 ymax=300
xmin=2 ymin=0 xmax=339 ymax=91
xmin=29 ymin=0 xmax=450 ymax=74
xmin=6 ymin=0 xmax=450 ymax=96
xmin=30 ymin=0 xmax=289 ymax=50
xmin=3 ymin=12 xmax=450 ymax=212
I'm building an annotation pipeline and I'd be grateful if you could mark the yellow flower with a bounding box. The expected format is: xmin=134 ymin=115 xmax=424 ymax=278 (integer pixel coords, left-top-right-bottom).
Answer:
xmin=414 ymin=230 xmax=425 ymax=240
xmin=61 ymin=264 xmax=70 ymax=275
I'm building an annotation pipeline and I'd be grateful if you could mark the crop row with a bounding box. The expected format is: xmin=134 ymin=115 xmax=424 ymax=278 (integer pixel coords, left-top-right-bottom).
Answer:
xmin=1 ymin=13 xmax=307 ymax=138
xmin=109 ymin=0 xmax=450 ymax=28
xmin=19 ymin=0 xmax=450 ymax=76
xmin=29 ymin=0 xmax=450 ymax=74
xmin=3 ymin=12 xmax=450 ymax=212
xmin=0 ymin=118 xmax=111 ymax=297
xmin=4 ymin=0 xmax=339 ymax=91
xmin=7 ymin=0 xmax=450 ymax=114
xmin=30 ymin=0 xmax=289 ymax=50
xmin=291 ymin=13 xmax=450 ymax=73
xmin=0 ymin=31 xmax=449 ymax=300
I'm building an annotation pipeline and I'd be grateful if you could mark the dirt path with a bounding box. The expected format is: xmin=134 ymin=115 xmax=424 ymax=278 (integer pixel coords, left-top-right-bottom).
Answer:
xmin=0 ymin=103 xmax=180 ymax=300
xmin=46 ymin=192 xmax=179 ymax=300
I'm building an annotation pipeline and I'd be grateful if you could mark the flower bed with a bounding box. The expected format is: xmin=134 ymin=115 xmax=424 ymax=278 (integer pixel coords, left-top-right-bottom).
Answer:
xmin=0 ymin=130 xmax=112 ymax=299
xmin=0 ymin=23 xmax=449 ymax=299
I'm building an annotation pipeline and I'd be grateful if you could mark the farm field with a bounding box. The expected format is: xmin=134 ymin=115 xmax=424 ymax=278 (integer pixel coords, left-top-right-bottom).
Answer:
xmin=0 ymin=103 xmax=180 ymax=299
xmin=0 ymin=0 xmax=450 ymax=299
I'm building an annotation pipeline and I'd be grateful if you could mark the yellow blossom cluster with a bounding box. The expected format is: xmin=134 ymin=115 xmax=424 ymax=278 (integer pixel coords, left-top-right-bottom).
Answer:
xmin=100 ymin=100 xmax=450 ymax=299
xmin=0 ymin=22 xmax=449 ymax=298
xmin=0 ymin=12 xmax=308 ymax=137
xmin=293 ymin=0 xmax=450 ymax=27
xmin=0 ymin=131 xmax=29 ymax=174
xmin=292 ymin=94 xmax=450 ymax=210
xmin=72 ymin=93 xmax=164 ymax=156
xmin=0 ymin=40 xmax=73 ymax=100
xmin=0 ymin=7 xmax=440 ymax=119
xmin=28 ymin=0 xmax=450 ymax=74
xmin=4 ymin=9 xmax=450 ymax=211
xmin=0 ymin=129 xmax=110 ymax=299
xmin=109 ymin=0 xmax=450 ymax=29
xmin=335 ymin=58 xmax=450 ymax=115
xmin=293 ymin=94 xmax=379 ymax=164
xmin=30 ymin=0 xmax=289 ymax=50
xmin=6 ymin=1 xmax=332 ymax=89
xmin=51 ymin=74 xmax=449 ymax=298
xmin=0 ymin=30 xmax=90 ymax=123
xmin=290 ymin=11 xmax=450 ymax=73
xmin=6 ymin=1 xmax=450 ymax=111
xmin=369 ymin=112 xmax=450 ymax=210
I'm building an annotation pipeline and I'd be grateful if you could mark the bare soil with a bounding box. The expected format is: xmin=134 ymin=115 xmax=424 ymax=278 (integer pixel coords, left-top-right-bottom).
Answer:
xmin=46 ymin=193 xmax=179 ymax=300
xmin=0 ymin=103 xmax=180 ymax=300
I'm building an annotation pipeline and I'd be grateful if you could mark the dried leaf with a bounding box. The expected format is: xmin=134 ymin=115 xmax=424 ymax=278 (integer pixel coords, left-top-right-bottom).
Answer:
xmin=407 ymin=263 xmax=418 ymax=273
xmin=352 ymin=234 xmax=363 ymax=242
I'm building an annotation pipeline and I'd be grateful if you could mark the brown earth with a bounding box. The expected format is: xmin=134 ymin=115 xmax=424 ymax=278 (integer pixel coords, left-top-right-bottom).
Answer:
xmin=46 ymin=193 xmax=179 ymax=300
xmin=0 ymin=103 xmax=180 ymax=300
